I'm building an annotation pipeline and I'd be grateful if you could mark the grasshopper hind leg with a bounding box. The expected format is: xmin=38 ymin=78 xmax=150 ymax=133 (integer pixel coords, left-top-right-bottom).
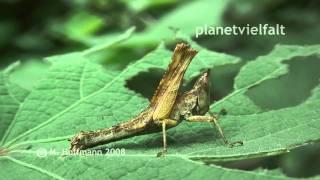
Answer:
xmin=156 ymin=119 xmax=178 ymax=157
xmin=156 ymin=121 xmax=168 ymax=157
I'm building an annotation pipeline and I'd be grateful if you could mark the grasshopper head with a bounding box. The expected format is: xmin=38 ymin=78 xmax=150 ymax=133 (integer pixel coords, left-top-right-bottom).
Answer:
xmin=171 ymin=70 xmax=211 ymax=119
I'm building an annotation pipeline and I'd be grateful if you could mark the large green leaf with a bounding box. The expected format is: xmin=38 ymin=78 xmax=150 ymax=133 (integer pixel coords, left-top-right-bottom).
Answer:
xmin=1 ymin=38 xmax=320 ymax=179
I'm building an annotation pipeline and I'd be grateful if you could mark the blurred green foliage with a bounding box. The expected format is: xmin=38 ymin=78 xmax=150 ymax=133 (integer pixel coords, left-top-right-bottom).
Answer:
xmin=0 ymin=0 xmax=319 ymax=178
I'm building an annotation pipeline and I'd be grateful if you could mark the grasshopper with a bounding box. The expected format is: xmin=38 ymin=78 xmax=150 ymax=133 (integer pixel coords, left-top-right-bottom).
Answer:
xmin=70 ymin=43 xmax=242 ymax=156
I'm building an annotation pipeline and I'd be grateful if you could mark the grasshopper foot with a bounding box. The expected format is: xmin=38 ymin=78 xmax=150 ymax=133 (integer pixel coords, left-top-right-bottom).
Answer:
xmin=225 ymin=140 xmax=243 ymax=148
xmin=156 ymin=149 xmax=167 ymax=157
xmin=219 ymin=108 xmax=227 ymax=116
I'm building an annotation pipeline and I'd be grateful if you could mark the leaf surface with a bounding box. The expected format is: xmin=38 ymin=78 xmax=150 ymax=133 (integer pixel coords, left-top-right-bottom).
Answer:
xmin=1 ymin=37 xmax=320 ymax=179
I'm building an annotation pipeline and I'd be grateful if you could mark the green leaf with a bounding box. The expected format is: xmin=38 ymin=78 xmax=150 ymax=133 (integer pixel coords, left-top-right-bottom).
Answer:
xmin=50 ymin=13 xmax=135 ymax=48
xmin=9 ymin=60 xmax=49 ymax=91
xmin=0 ymin=62 xmax=29 ymax=144
xmin=49 ymin=11 xmax=105 ymax=44
xmin=1 ymin=39 xmax=320 ymax=179
xmin=212 ymin=45 xmax=320 ymax=115
xmin=0 ymin=155 xmax=286 ymax=180
xmin=122 ymin=0 xmax=231 ymax=47
xmin=78 ymin=27 xmax=135 ymax=48
xmin=122 ymin=0 xmax=179 ymax=13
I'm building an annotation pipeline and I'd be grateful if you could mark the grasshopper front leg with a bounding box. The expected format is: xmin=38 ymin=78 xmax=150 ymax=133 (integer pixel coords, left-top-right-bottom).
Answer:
xmin=186 ymin=113 xmax=243 ymax=147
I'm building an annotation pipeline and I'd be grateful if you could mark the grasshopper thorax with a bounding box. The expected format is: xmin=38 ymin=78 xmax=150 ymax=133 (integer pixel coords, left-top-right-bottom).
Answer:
xmin=170 ymin=70 xmax=211 ymax=121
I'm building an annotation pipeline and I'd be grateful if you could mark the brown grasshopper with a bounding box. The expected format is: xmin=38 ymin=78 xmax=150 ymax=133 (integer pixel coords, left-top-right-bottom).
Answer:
xmin=70 ymin=43 xmax=242 ymax=156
